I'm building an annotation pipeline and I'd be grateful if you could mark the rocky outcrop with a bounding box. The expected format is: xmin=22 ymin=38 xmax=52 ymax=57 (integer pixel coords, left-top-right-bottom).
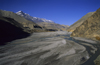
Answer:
xmin=67 ymin=12 xmax=94 ymax=32
xmin=71 ymin=8 xmax=100 ymax=40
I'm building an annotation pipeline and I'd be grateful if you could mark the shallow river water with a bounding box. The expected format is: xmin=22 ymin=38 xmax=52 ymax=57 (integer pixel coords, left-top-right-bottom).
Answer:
xmin=0 ymin=31 xmax=99 ymax=65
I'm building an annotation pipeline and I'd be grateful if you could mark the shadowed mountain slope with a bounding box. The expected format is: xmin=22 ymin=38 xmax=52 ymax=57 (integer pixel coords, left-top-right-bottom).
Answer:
xmin=67 ymin=12 xmax=94 ymax=32
xmin=0 ymin=17 xmax=30 ymax=45
xmin=0 ymin=10 xmax=43 ymax=32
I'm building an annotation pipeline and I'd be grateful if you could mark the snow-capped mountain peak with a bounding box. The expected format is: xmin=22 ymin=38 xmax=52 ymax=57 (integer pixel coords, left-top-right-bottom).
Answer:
xmin=16 ymin=11 xmax=54 ymax=23
xmin=18 ymin=10 xmax=23 ymax=12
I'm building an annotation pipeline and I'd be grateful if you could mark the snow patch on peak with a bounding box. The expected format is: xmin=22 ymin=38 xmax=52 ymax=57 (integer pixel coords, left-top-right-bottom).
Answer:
xmin=18 ymin=10 xmax=23 ymax=12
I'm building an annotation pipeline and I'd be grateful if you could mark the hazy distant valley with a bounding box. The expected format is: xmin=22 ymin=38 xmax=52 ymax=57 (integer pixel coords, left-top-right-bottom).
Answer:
xmin=0 ymin=8 xmax=100 ymax=65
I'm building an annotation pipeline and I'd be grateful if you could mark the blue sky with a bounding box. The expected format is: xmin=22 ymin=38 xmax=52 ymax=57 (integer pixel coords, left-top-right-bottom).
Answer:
xmin=0 ymin=0 xmax=100 ymax=26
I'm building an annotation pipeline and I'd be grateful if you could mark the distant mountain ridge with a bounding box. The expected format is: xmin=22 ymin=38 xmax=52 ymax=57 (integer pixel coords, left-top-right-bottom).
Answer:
xmin=16 ymin=11 xmax=69 ymax=31
xmin=0 ymin=10 xmax=46 ymax=33
xmin=16 ymin=11 xmax=54 ymax=23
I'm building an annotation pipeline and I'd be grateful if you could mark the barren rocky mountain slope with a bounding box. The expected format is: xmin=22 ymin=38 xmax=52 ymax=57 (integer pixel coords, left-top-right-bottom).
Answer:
xmin=67 ymin=12 xmax=94 ymax=32
xmin=71 ymin=8 xmax=100 ymax=40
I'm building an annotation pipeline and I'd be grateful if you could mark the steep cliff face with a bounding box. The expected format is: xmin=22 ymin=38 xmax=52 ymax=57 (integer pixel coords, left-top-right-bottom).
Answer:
xmin=71 ymin=8 xmax=100 ymax=40
xmin=67 ymin=12 xmax=94 ymax=32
